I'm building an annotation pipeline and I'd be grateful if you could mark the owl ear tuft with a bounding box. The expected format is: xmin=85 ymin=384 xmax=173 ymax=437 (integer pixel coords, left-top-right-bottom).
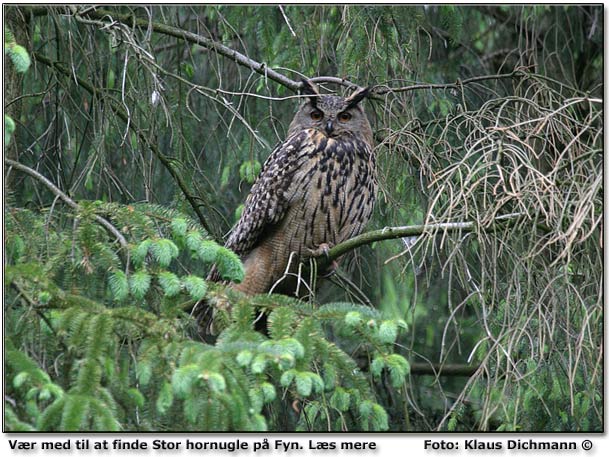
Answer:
xmin=300 ymin=79 xmax=320 ymax=107
xmin=345 ymin=86 xmax=370 ymax=110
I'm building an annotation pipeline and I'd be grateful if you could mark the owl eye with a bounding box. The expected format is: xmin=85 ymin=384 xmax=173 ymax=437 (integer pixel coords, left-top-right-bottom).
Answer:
xmin=338 ymin=111 xmax=352 ymax=123
xmin=310 ymin=110 xmax=323 ymax=121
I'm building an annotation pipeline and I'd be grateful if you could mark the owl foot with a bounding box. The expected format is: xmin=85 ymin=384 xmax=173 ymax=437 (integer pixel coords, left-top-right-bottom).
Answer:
xmin=307 ymin=243 xmax=338 ymax=277
xmin=307 ymin=242 xmax=332 ymax=258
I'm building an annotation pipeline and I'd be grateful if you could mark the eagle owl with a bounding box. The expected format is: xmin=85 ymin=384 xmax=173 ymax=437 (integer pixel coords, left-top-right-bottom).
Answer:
xmin=223 ymin=79 xmax=377 ymax=295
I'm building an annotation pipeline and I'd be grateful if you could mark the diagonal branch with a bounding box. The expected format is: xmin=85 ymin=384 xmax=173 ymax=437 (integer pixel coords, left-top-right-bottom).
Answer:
xmin=5 ymin=158 xmax=128 ymax=250
xmin=24 ymin=6 xmax=537 ymax=100
xmin=69 ymin=8 xmax=526 ymax=99
xmin=32 ymin=52 xmax=219 ymax=241
xmin=410 ymin=362 xmax=479 ymax=377
xmin=74 ymin=6 xmax=301 ymax=92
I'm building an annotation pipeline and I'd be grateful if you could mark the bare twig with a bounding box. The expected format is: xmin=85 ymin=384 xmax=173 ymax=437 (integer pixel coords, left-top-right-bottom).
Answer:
xmin=278 ymin=6 xmax=296 ymax=37
xmin=410 ymin=362 xmax=479 ymax=377
xmin=4 ymin=158 xmax=128 ymax=250
xmin=33 ymin=52 xmax=219 ymax=241
xmin=372 ymin=70 xmax=524 ymax=95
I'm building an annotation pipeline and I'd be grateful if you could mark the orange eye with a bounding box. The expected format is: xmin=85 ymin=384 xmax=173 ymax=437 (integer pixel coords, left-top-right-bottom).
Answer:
xmin=338 ymin=112 xmax=352 ymax=122
xmin=310 ymin=110 xmax=323 ymax=121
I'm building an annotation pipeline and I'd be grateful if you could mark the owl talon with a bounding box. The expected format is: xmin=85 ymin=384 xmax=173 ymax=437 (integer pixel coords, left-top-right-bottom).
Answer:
xmin=307 ymin=242 xmax=332 ymax=258
xmin=307 ymin=244 xmax=338 ymax=277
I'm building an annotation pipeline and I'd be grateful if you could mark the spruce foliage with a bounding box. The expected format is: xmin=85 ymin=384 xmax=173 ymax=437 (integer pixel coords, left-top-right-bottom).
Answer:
xmin=4 ymin=202 xmax=406 ymax=431
xmin=4 ymin=4 xmax=602 ymax=432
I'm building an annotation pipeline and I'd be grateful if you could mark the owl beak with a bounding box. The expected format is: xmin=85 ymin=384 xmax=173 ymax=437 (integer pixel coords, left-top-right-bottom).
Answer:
xmin=324 ymin=120 xmax=334 ymax=136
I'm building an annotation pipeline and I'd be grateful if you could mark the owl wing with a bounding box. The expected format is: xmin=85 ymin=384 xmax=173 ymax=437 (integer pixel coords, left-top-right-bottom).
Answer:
xmin=224 ymin=129 xmax=315 ymax=255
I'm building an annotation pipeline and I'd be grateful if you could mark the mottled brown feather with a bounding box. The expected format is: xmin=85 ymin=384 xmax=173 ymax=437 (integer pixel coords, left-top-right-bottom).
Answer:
xmin=218 ymin=82 xmax=377 ymax=295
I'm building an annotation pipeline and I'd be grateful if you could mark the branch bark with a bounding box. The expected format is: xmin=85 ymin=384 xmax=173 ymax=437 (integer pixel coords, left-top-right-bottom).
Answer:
xmin=324 ymin=212 xmax=526 ymax=263
xmin=22 ymin=6 xmax=530 ymax=99
xmin=372 ymin=71 xmax=524 ymax=95
xmin=4 ymin=158 xmax=128 ymax=250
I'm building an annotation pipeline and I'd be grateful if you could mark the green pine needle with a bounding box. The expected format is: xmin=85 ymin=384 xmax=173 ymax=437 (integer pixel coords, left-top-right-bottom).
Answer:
xmin=129 ymin=270 xmax=151 ymax=299
xmin=197 ymin=239 xmax=221 ymax=263
xmin=132 ymin=240 xmax=152 ymax=266
xmin=239 ymin=160 xmax=261 ymax=184
xmin=295 ymin=372 xmax=313 ymax=396
xmin=108 ymin=270 xmax=129 ymax=301
xmin=186 ymin=231 xmax=204 ymax=254
xmin=6 ymin=43 xmax=31 ymax=73
xmin=182 ymin=275 xmax=207 ymax=300
xmin=156 ymin=381 xmax=174 ymax=415
xmin=158 ymin=271 xmax=182 ymax=297
xmin=5 ymin=115 xmax=15 ymax=147
xmin=215 ymin=247 xmax=245 ymax=282
xmin=378 ymin=320 xmax=398 ymax=344
xmin=60 ymin=394 xmax=91 ymax=431
xmin=370 ymin=357 xmax=385 ymax=377
xmin=171 ymin=218 xmax=188 ymax=238
xmin=150 ymin=239 xmax=179 ymax=267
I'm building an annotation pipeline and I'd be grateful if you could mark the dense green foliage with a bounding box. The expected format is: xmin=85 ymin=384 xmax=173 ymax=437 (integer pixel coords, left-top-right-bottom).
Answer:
xmin=4 ymin=5 xmax=603 ymax=431
xmin=5 ymin=204 xmax=408 ymax=431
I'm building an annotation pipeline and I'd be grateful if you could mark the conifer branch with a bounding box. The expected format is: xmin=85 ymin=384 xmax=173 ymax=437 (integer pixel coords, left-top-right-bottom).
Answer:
xmin=70 ymin=7 xmax=302 ymax=92
xmin=66 ymin=7 xmax=372 ymax=96
xmin=23 ymin=6 xmax=537 ymax=101
xmin=4 ymin=158 xmax=128 ymax=250
xmin=23 ymin=6 xmax=369 ymax=96
xmin=31 ymin=52 xmax=219 ymax=241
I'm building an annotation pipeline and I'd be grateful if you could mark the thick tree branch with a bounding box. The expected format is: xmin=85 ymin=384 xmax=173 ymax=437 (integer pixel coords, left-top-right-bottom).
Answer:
xmin=23 ymin=6 xmax=531 ymax=100
xmin=74 ymin=7 xmax=302 ymax=92
xmin=5 ymin=158 xmax=128 ymax=250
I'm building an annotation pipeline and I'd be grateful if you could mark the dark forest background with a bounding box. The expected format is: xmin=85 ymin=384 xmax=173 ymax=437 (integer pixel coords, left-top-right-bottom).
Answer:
xmin=3 ymin=5 xmax=603 ymax=431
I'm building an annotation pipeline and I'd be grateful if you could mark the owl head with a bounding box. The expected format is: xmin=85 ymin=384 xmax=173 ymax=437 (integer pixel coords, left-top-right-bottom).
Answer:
xmin=287 ymin=79 xmax=373 ymax=145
